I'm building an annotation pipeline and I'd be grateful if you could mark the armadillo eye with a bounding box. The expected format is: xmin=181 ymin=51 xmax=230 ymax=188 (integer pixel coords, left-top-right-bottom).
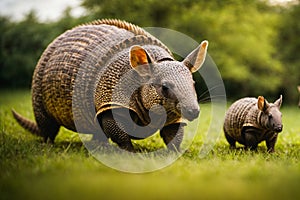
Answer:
xmin=161 ymin=81 xmax=174 ymax=90
xmin=162 ymin=82 xmax=169 ymax=91
xmin=268 ymin=113 xmax=273 ymax=119
xmin=161 ymin=81 xmax=176 ymax=98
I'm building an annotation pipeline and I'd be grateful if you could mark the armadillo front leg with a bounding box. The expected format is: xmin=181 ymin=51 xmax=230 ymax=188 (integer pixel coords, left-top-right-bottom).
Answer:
xmin=160 ymin=123 xmax=185 ymax=152
xmin=243 ymin=128 xmax=259 ymax=151
xmin=266 ymin=133 xmax=278 ymax=153
xmin=100 ymin=110 xmax=135 ymax=152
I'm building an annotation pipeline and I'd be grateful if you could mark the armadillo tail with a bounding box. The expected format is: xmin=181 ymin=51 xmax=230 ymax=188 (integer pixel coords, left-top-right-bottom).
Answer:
xmin=12 ymin=109 xmax=41 ymax=136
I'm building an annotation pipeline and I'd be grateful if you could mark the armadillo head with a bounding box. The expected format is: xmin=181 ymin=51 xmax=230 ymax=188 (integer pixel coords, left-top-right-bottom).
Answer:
xmin=257 ymin=95 xmax=283 ymax=133
xmin=129 ymin=40 xmax=208 ymax=122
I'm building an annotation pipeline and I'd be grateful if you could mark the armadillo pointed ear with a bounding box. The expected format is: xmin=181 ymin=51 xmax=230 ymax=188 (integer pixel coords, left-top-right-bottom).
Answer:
xmin=183 ymin=40 xmax=208 ymax=73
xmin=274 ymin=95 xmax=283 ymax=108
xmin=129 ymin=45 xmax=153 ymax=76
xmin=297 ymin=86 xmax=300 ymax=92
xmin=258 ymin=96 xmax=269 ymax=112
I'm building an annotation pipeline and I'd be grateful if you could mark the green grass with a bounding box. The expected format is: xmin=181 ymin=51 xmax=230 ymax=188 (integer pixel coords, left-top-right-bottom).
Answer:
xmin=1 ymin=89 xmax=300 ymax=200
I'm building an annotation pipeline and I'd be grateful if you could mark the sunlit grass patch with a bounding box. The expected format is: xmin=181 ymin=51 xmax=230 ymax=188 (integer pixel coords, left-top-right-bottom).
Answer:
xmin=0 ymin=90 xmax=300 ymax=200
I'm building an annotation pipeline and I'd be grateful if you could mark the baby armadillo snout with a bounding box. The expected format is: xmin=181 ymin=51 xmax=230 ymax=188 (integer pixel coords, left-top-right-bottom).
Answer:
xmin=274 ymin=124 xmax=283 ymax=133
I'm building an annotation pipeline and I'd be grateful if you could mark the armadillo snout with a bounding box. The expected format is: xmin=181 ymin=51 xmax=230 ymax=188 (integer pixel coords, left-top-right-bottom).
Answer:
xmin=182 ymin=106 xmax=200 ymax=121
xmin=274 ymin=124 xmax=283 ymax=133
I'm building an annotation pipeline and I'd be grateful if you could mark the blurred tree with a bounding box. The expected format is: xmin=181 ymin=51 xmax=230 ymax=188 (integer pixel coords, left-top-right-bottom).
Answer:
xmin=171 ymin=1 xmax=283 ymax=99
xmin=81 ymin=0 xmax=194 ymax=26
xmin=0 ymin=11 xmax=50 ymax=88
xmin=0 ymin=8 xmax=89 ymax=88
xmin=50 ymin=7 xmax=92 ymax=35
xmin=277 ymin=0 xmax=300 ymax=104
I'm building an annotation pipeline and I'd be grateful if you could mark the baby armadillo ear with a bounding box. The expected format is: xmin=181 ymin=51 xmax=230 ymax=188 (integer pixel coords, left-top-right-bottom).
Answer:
xmin=183 ymin=40 xmax=208 ymax=73
xmin=274 ymin=95 xmax=283 ymax=108
xmin=258 ymin=96 xmax=269 ymax=112
xmin=297 ymin=86 xmax=300 ymax=93
xmin=129 ymin=45 xmax=153 ymax=76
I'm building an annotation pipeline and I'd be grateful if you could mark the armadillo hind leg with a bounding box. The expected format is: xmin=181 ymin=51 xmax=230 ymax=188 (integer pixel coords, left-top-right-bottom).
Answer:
xmin=34 ymin=111 xmax=60 ymax=143
xmin=224 ymin=130 xmax=236 ymax=149
xmin=160 ymin=123 xmax=184 ymax=152
xmin=12 ymin=109 xmax=59 ymax=143
xmin=40 ymin=119 xmax=60 ymax=143
xmin=32 ymin=94 xmax=60 ymax=143
xmin=100 ymin=110 xmax=135 ymax=152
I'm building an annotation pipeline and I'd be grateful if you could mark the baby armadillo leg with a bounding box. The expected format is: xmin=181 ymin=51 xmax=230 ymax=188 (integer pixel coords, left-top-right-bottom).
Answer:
xmin=100 ymin=110 xmax=134 ymax=152
xmin=266 ymin=134 xmax=278 ymax=153
xmin=243 ymin=128 xmax=258 ymax=151
xmin=224 ymin=131 xmax=236 ymax=149
xmin=160 ymin=123 xmax=185 ymax=152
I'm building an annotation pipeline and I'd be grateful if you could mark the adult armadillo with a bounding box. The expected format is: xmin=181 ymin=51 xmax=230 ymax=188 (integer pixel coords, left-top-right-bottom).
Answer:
xmin=12 ymin=19 xmax=208 ymax=152
xmin=223 ymin=95 xmax=283 ymax=152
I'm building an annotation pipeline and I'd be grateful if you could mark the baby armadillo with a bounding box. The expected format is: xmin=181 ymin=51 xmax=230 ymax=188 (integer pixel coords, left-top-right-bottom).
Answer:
xmin=223 ymin=95 xmax=283 ymax=152
xmin=12 ymin=19 xmax=208 ymax=152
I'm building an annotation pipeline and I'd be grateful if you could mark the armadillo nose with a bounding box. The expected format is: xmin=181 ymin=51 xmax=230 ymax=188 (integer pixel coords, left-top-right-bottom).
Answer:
xmin=184 ymin=107 xmax=200 ymax=121
xmin=274 ymin=125 xmax=283 ymax=133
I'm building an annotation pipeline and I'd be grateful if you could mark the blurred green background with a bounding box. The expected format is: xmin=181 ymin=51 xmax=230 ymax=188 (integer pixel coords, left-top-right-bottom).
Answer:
xmin=0 ymin=0 xmax=299 ymax=103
